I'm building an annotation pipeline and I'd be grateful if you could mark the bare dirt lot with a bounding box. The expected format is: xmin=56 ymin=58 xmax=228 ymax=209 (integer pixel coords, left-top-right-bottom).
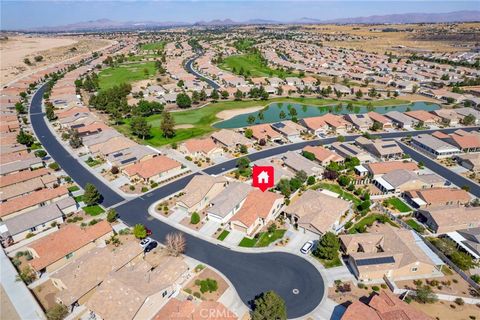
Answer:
xmin=0 ymin=35 xmax=111 ymax=86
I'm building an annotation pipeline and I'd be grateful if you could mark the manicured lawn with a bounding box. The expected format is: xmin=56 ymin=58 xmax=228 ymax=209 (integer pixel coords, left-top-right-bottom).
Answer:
xmin=313 ymin=183 xmax=361 ymax=205
xmin=255 ymin=229 xmax=287 ymax=247
xmin=313 ymin=254 xmax=343 ymax=269
xmin=386 ymin=197 xmax=411 ymax=212
xmin=74 ymin=195 xmax=84 ymax=203
xmin=29 ymin=142 xmax=42 ymax=150
xmin=98 ymin=61 xmax=157 ymax=90
xmin=219 ymin=53 xmax=299 ymax=78
xmin=140 ymin=41 xmax=166 ymax=51
xmin=406 ymin=219 xmax=425 ymax=233
xmin=67 ymin=185 xmax=80 ymax=192
xmin=85 ymin=158 xmax=103 ymax=167
xmin=349 ymin=213 xmax=398 ymax=234
xmin=217 ymin=230 xmax=230 ymax=241
xmin=115 ymin=97 xmax=410 ymax=146
xmin=83 ymin=205 xmax=105 ymax=216
xmin=238 ymin=237 xmax=257 ymax=247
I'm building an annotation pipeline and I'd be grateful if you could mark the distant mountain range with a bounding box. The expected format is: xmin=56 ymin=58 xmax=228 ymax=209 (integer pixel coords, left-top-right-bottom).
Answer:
xmin=16 ymin=10 xmax=480 ymax=32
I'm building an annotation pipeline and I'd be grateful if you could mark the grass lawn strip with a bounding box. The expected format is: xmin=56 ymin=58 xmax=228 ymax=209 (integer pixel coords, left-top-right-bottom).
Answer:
xmin=349 ymin=213 xmax=398 ymax=234
xmin=67 ymin=185 xmax=80 ymax=192
xmin=217 ymin=230 xmax=230 ymax=241
xmin=219 ymin=53 xmax=299 ymax=78
xmin=386 ymin=197 xmax=411 ymax=212
xmin=255 ymin=229 xmax=286 ymax=247
xmin=312 ymin=253 xmax=343 ymax=268
xmin=406 ymin=219 xmax=425 ymax=233
xmin=83 ymin=205 xmax=105 ymax=216
xmin=115 ymin=97 xmax=411 ymax=146
xmin=140 ymin=41 xmax=166 ymax=51
xmin=238 ymin=237 xmax=257 ymax=247
xmin=74 ymin=195 xmax=84 ymax=203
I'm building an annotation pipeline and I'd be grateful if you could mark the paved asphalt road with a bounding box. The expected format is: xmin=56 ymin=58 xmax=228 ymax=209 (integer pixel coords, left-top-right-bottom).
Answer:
xmin=399 ymin=142 xmax=480 ymax=197
xmin=185 ymin=55 xmax=221 ymax=90
xmin=30 ymin=82 xmax=480 ymax=317
xmin=30 ymin=85 xmax=324 ymax=318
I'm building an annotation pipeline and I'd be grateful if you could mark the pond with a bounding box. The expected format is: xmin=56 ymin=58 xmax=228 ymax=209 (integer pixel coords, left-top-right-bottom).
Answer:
xmin=213 ymin=101 xmax=440 ymax=129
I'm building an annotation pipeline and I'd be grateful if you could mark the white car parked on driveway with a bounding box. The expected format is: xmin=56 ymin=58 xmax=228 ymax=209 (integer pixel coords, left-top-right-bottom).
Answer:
xmin=300 ymin=240 xmax=314 ymax=254
xmin=139 ymin=237 xmax=153 ymax=248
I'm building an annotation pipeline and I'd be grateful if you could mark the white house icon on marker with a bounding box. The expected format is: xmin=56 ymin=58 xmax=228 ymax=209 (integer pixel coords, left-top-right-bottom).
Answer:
xmin=258 ymin=171 xmax=269 ymax=184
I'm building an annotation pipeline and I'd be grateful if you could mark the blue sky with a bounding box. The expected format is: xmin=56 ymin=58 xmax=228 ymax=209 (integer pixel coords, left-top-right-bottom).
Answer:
xmin=1 ymin=1 xmax=479 ymax=29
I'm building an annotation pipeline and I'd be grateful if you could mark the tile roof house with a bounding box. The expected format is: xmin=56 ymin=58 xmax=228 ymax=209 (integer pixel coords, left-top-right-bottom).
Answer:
xmin=249 ymin=124 xmax=282 ymax=142
xmin=341 ymin=290 xmax=432 ymax=320
xmin=404 ymin=110 xmax=440 ymax=125
xmin=340 ymin=223 xmax=438 ymax=281
xmin=0 ymin=199 xmax=74 ymax=244
xmin=271 ymin=120 xmax=306 ymax=141
xmin=106 ymin=145 xmax=157 ymax=168
xmin=154 ymin=298 xmax=238 ymax=320
xmin=330 ymin=142 xmax=374 ymax=163
xmin=417 ymin=206 xmax=480 ymax=234
xmin=211 ymin=129 xmax=252 ymax=148
xmin=27 ymin=221 xmax=113 ymax=274
xmin=50 ymin=241 xmax=143 ymax=308
xmin=300 ymin=116 xmax=329 ymax=135
xmin=0 ymin=157 xmax=44 ymax=176
xmin=179 ymin=138 xmax=223 ymax=158
xmin=438 ymin=130 xmax=480 ymax=153
xmin=284 ymin=189 xmax=352 ymax=235
xmin=411 ymin=134 xmax=461 ymax=159
xmin=431 ymin=109 xmax=461 ymax=126
xmin=384 ymin=111 xmax=418 ymax=129
xmin=365 ymin=161 xmax=418 ymax=177
xmin=254 ymin=159 xmax=294 ymax=184
xmin=344 ymin=114 xmax=373 ymax=130
xmin=229 ymin=190 xmax=283 ymax=237
xmin=373 ymin=169 xmax=444 ymax=194
xmin=367 ymin=112 xmax=393 ymax=129
xmin=303 ymin=145 xmax=345 ymax=165
xmin=86 ymin=257 xmax=189 ymax=320
xmin=123 ymin=155 xmax=182 ymax=183
xmin=0 ymin=186 xmax=69 ymax=219
xmin=404 ymin=188 xmax=471 ymax=209
xmin=281 ymin=151 xmax=323 ymax=176
xmin=206 ymin=182 xmax=252 ymax=223
xmin=177 ymin=175 xmax=228 ymax=213
xmin=0 ymin=167 xmax=51 ymax=188
xmin=355 ymin=137 xmax=403 ymax=160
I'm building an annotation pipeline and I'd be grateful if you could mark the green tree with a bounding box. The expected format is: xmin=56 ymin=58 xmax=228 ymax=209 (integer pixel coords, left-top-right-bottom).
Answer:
xmin=176 ymin=93 xmax=192 ymax=108
xmin=16 ymin=265 xmax=37 ymax=284
xmin=314 ymin=232 xmax=340 ymax=260
xmin=234 ymin=89 xmax=243 ymax=101
xmin=338 ymin=175 xmax=351 ymax=187
xmin=16 ymin=130 xmax=34 ymax=146
xmin=15 ymin=102 xmax=26 ymax=114
xmin=46 ymin=104 xmax=57 ymax=121
xmin=106 ymin=209 xmax=118 ymax=223
xmin=295 ymin=170 xmax=308 ymax=183
xmin=279 ymin=111 xmax=286 ymax=119
xmin=239 ymin=144 xmax=248 ymax=154
xmin=199 ymin=89 xmax=207 ymax=101
xmin=244 ymin=128 xmax=253 ymax=139
xmin=337 ymin=135 xmax=345 ymax=142
xmin=46 ymin=303 xmax=68 ymax=320
xmin=307 ymin=176 xmax=316 ymax=185
xmin=221 ymin=90 xmax=229 ymax=99
xmin=191 ymin=91 xmax=200 ymax=104
xmin=83 ymin=183 xmax=101 ymax=206
xmin=68 ymin=129 xmax=83 ymax=149
xmin=130 ymin=117 xmax=151 ymax=139
xmin=415 ymin=285 xmax=438 ymax=304
xmin=371 ymin=121 xmax=383 ymax=131
xmin=133 ymin=224 xmax=147 ymax=239
xmin=251 ymin=290 xmax=287 ymax=320
xmin=302 ymin=150 xmax=316 ymax=161
xmin=160 ymin=110 xmax=176 ymax=138
xmin=190 ymin=212 xmax=200 ymax=224
xmin=462 ymin=114 xmax=476 ymax=126
xmin=210 ymin=89 xmax=219 ymax=101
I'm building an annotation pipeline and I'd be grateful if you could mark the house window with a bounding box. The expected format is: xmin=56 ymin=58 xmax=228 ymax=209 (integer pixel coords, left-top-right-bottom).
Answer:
xmin=30 ymin=226 xmax=37 ymax=232
xmin=65 ymin=253 xmax=74 ymax=259
xmin=162 ymin=291 xmax=167 ymax=297
xmin=411 ymin=267 xmax=418 ymax=272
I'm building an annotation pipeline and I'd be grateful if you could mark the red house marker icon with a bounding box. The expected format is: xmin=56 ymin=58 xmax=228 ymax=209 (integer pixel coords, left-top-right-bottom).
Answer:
xmin=252 ymin=165 xmax=274 ymax=192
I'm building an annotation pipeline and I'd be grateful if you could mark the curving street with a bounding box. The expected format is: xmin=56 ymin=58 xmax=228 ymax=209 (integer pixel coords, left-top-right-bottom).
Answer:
xmin=30 ymin=83 xmax=480 ymax=318
xmin=30 ymin=85 xmax=324 ymax=318
xmin=185 ymin=54 xmax=221 ymax=89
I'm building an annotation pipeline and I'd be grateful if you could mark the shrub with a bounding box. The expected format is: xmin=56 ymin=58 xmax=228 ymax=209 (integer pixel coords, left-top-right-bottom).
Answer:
xmin=141 ymin=186 xmax=148 ymax=193
xmin=129 ymin=185 xmax=135 ymax=191
xmin=471 ymin=274 xmax=480 ymax=284
xmin=372 ymin=286 xmax=380 ymax=291
xmin=48 ymin=162 xmax=60 ymax=171
xmin=25 ymin=232 xmax=35 ymax=239
xmin=35 ymin=150 xmax=47 ymax=157
xmin=455 ymin=298 xmax=465 ymax=306
xmin=184 ymin=288 xmax=192 ymax=294
xmin=106 ymin=209 xmax=117 ymax=223
xmin=190 ymin=212 xmax=200 ymax=225
xmin=185 ymin=156 xmax=192 ymax=161
xmin=193 ymin=292 xmax=201 ymax=298
xmin=381 ymin=284 xmax=387 ymax=289
xmin=357 ymin=283 xmax=365 ymax=289
xmin=404 ymin=296 xmax=412 ymax=304
xmin=194 ymin=264 xmax=205 ymax=272
xmin=198 ymin=278 xmax=218 ymax=293
xmin=111 ymin=166 xmax=119 ymax=174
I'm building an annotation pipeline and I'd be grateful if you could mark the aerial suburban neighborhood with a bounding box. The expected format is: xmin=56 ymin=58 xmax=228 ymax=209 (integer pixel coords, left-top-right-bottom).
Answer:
xmin=1 ymin=2 xmax=480 ymax=320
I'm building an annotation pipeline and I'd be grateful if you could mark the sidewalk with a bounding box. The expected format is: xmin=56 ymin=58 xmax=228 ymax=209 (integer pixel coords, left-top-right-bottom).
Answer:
xmin=0 ymin=249 xmax=46 ymax=320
